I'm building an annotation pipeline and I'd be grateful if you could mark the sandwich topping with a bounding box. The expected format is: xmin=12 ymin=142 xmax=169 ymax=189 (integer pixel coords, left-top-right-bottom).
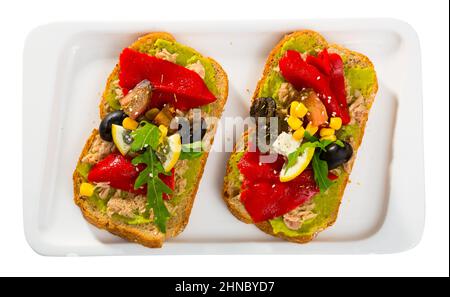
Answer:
xmin=77 ymin=41 xmax=218 ymax=233
xmin=236 ymin=46 xmax=373 ymax=231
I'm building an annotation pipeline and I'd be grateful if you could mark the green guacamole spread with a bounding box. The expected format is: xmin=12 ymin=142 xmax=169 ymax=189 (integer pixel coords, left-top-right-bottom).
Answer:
xmin=171 ymin=157 xmax=203 ymax=205
xmin=337 ymin=124 xmax=362 ymax=144
xmin=224 ymin=151 xmax=245 ymax=190
xmin=345 ymin=67 xmax=376 ymax=98
xmin=76 ymin=162 xmax=92 ymax=180
xmin=112 ymin=213 xmax=152 ymax=225
xmin=88 ymin=192 xmax=108 ymax=213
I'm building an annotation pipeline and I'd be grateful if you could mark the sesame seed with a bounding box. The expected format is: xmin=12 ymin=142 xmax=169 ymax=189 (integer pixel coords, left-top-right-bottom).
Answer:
xmin=272 ymin=184 xmax=276 ymax=188
xmin=258 ymin=162 xmax=262 ymax=166
xmin=317 ymin=76 xmax=321 ymax=80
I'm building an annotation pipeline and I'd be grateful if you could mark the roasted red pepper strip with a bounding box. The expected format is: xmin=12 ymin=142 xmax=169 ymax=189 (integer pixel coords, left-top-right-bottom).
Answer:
xmin=119 ymin=48 xmax=216 ymax=110
xmin=88 ymin=153 xmax=175 ymax=198
xmin=160 ymin=168 xmax=175 ymax=200
xmin=279 ymin=50 xmax=350 ymax=124
xmin=328 ymin=53 xmax=348 ymax=111
xmin=237 ymin=150 xmax=319 ymax=222
xmin=328 ymin=172 xmax=338 ymax=181
xmin=88 ymin=153 xmax=145 ymax=194
xmin=306 ymin=48 xmax=331 ymax=76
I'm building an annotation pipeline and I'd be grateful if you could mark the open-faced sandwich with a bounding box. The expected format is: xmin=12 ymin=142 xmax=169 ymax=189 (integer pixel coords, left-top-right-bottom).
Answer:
xmin=73 ymin=33 xmax=228 ymax=248
xmin=223 ymin=30 xmax=378 ymax=243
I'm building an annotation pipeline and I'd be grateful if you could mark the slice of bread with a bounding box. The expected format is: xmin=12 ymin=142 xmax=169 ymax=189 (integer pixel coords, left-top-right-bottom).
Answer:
xmin=73 ymin=33 xmax=228 ymax=248
xmin=223 ymin=30 xmax=378 ymax=243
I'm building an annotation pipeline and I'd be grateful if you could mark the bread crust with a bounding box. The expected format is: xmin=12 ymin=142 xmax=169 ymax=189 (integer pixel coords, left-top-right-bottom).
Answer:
xmin=74 ymin=33 xmax=228 ymax=248
xmin=222 ymin=30 xmax=378 ymax=243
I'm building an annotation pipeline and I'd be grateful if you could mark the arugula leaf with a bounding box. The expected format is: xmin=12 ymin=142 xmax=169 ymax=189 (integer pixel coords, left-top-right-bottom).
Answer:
xmin=335 ymin=139 xmax=345 ymax=147
xmin=285 ymin=139 xmax=333 ymax=171
xmin=303 ymin=131 xmax=318 ymax=142
xmin=132 ymin=149 xmax=172 ymax=233
xmin=130 ymin=121 xmax=161 ymax=152
xmin=311 ymin=153 xmax=333 ymax=192
xmin=179 ymin=141 xmax=204 ymax=160
xmin=286 ymin=142 xmax=316 ymax=170
xmin=285 ymin=131 xmax=343 ymax=191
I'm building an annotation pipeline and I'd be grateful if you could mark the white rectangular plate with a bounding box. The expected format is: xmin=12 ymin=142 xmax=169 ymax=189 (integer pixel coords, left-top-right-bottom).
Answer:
xmin=23 ymin=19 xmax=425 ymax=256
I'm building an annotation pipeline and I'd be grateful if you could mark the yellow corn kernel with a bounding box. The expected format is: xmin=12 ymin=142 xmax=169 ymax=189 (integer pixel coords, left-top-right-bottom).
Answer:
xmin=321 ymin=135 xmax=337 ymax=142
xmin=294 ymin=102 xmax=308 ymax=118
xmin=122 ymin=117 xmax=139 ymax=130
xmin=290 ymin=101 xmax=300 ymax=117
xmin=158 ymin=125 xmax=168 ymax=143
xmin=320 ymin=128 xmax=335 ymax=137
xmin=80 ymin=182 xmax=95 ymax=197
xmin=305 ymin=122 xmax=319 ymax=136
xmin=287 ymin=116 xmax=303 ymax=131
xmin=329 ymin=117 xmax=342 ymax=130
xmin=293 ymin=127 xmax=305 ymax=141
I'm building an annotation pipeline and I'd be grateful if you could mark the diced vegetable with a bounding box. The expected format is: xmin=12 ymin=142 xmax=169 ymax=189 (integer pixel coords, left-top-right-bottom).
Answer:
xmin=294 ymin=102 xmax=308 ymax=118
xmin=303 ymin=91 xmax=328 ymax=126
xmin=293 ymin=127 xmax=305 ymax=141
xmin=80 ymin=182 xmax=95 ymax=197
xmin=329 ymin=117 xmax=342 ymax=130
xmin=287 ymin=116 xmax=302 ymax=131
xmin=145 ymin=108 xmax=160 ymax=121
xmin=153 ymin=106 xmax=174 ymax=128
xmin=320 ymin=128 xmax=335 ymax=137
xmin=122 ymin=117 xmax=139 ymax=130
xmin=305 ymin=122 xmax=319 ymax=136
xmin=320 ymin=135 xmax=337 ymax=142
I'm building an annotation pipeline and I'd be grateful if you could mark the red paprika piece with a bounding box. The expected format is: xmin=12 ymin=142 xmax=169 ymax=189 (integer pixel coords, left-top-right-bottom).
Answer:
xmin=119 ymin=48 xmax=216 ymax=110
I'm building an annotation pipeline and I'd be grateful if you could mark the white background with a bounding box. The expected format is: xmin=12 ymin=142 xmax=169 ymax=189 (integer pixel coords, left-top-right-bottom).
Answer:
xmin=1 ymin=0 xmax=448 ymax=276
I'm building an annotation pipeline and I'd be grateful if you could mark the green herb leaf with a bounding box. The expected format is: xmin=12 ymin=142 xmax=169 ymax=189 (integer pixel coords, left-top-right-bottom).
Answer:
xmin=319 ymin=139 xmax=333 ymax=151
xmin=130 ymin=121 xmax=161 ymax=152
xmin=335 ymin=140 xmax=345 ymax=147
xmin=311 ymin=153 xmax=333 ymax=192
xmin=132 ymin=149 xmax=172 ymax=233
xmin=286 ymin=142 xmax=317 ymax=171
xmin=303 ymin=131 xmax=318 ymax=142
xmin=285 ymin=139 xmax=332 ymax=171
xmin=179 ymin=141 xmax=204 ymax=160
